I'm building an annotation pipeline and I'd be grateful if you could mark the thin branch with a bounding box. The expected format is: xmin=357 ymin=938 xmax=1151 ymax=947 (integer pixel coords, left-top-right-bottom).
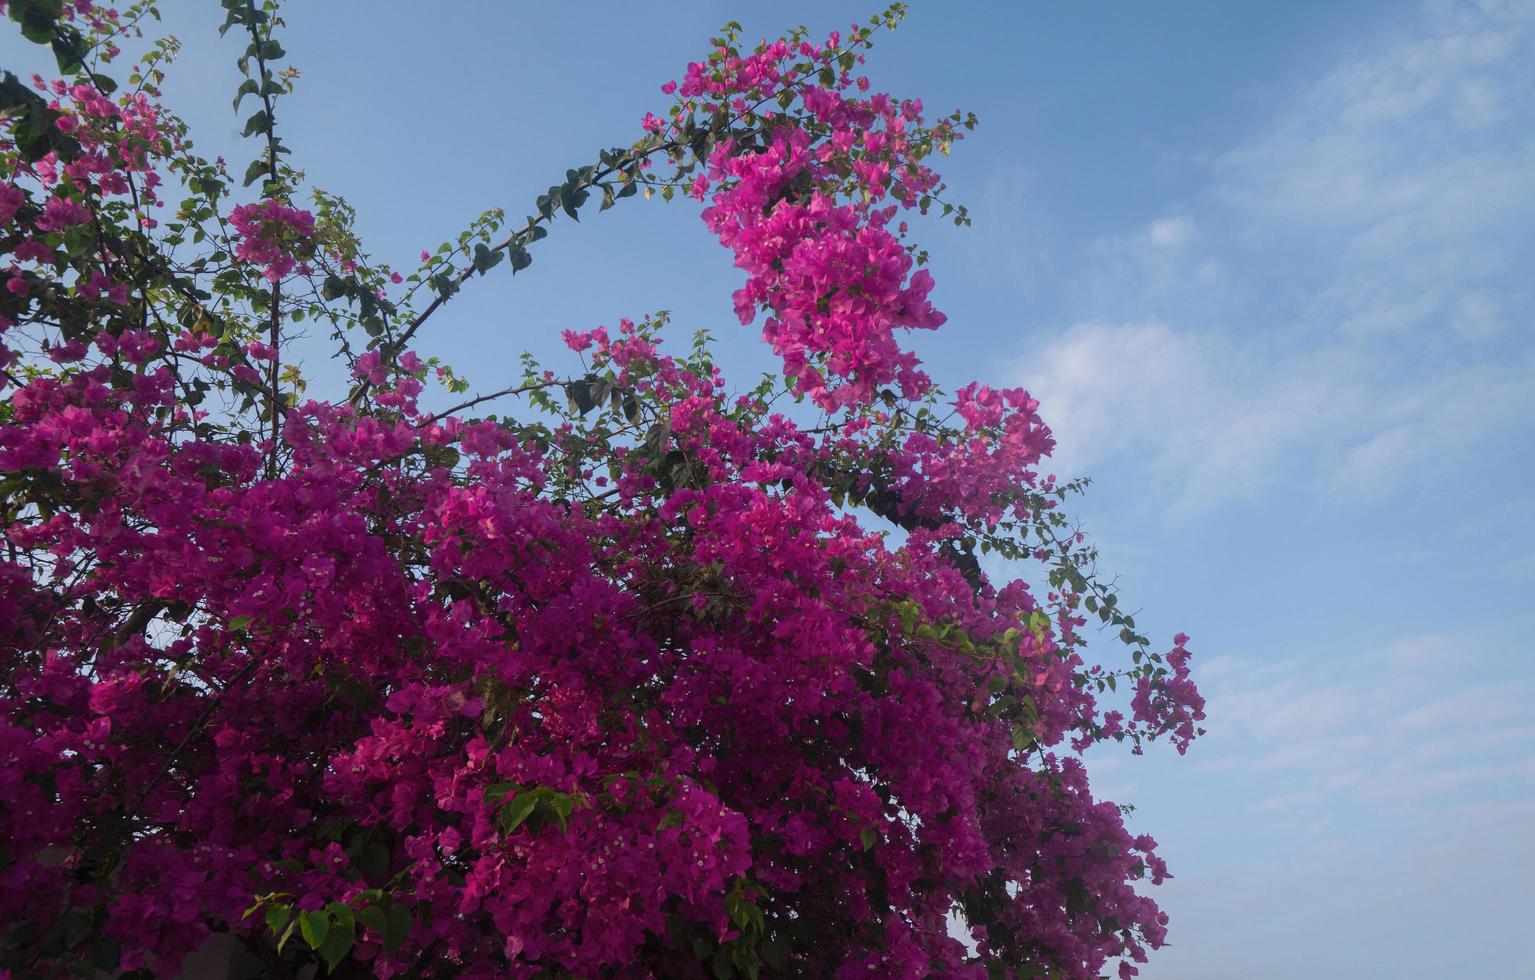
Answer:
xmin=249 ymin=2 xmax=285 ymax=479
xmin=415 ymin=378 xmax=568 ymax=428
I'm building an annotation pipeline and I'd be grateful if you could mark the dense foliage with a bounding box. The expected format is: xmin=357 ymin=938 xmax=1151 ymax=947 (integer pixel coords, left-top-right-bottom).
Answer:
xmin=0 ymin=2 xmax=1203 ymax=977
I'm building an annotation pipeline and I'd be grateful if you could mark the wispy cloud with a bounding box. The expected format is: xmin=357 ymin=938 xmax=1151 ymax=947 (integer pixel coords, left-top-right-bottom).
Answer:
xmin=1014 ymin=0 xmax=1535 ymax=516
xmin=1021 ymin=316 xmax=1535 ymax=515
xmin=1219 ymin=0 xmax=1535 ymax=348
xmin=1119 ymin=628 xmax=1535 ymax=978
xmin=1195 ymin=633 xmax=1534 ymax=817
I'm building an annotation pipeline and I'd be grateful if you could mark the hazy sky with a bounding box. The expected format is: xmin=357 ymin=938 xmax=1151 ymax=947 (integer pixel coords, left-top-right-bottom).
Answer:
xmin=7 ymin=1 xmax=1532 ymax=976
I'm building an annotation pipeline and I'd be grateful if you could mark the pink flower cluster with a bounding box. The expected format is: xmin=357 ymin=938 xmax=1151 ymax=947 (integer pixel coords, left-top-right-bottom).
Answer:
xmin=29 ymin=73 xmax=169 ymax=205
xmin=229 ymin=199 xmax=316 ymax=283
xmin=650 ymin=34 xmax=958 ymax=410
xmin=1132 ymin=632 xmax=1207 ymax=755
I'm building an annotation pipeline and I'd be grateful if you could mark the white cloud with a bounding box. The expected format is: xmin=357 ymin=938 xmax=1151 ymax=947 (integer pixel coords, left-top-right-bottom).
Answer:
xmin=1188 ymin=631 xmax=1535 ymax=822
xmin=1325 ymin=352 xmax=1535 ymax=497
xmin=1147 ymin=216 xmax=1194 ymax=249
xmin=1021 ymin=321 xmax=1535 ymax=514
xmin=1071 ymin=219 xmax=1227 ymax=327
xmin=1016 ymin=0 xmax=1535 ymax=515
xmin=1215 ymin=0 xmax=1535 ymax=342
xmin=1450 ymin=289 xmax=1506 ymax=339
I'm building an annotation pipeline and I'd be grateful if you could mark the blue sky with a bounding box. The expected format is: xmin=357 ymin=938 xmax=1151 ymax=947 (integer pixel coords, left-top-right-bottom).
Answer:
xmin=8 ymin=1 xmax=1534 ymax=975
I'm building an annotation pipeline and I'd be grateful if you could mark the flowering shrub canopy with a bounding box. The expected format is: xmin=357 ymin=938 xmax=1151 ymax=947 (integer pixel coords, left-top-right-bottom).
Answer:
xmin=0 ymin=1 xmax=1203 ymax=978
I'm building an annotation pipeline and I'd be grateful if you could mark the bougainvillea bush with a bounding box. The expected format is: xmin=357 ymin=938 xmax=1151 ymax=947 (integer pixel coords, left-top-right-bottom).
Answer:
xmin=0 ymin=1 xmax=1204 ymax=977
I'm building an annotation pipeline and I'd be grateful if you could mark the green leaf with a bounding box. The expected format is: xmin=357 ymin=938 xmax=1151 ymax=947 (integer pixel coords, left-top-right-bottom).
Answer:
xmin=88 ymin=935 xmax=120 ymax=972
xmin=55 ymin=909 xmax=90 ymax=950
xmin=498 ymin=792 xmax=539 ymax=834
xmin=559 ymin=183 xmax=588 ymax=221
xmin=508 ymin=244 xmax=532 ymax=273
xmin=299 ymin=909 xmax=329 ymax=950
xmin=471 ymin=243 xmax=503 ymax=274
xmin=233 ymin=78 xmax=260 ymax=111
xmin=242 ymin=109 xmax=271 ymax=137
xmin=228 ymin=614 xmax=253 ymax=631
xmin=317 ymin=906 xmax=354 ymax=972
xmin=566 ymin=376 xmax=600 ymax=415
xmin=549 ymin=792 xmax=574 ymax=834
xmin=383 ymin=905 xmax=412 ymax=955
xmin=1011 ymin=722 xmax=1035 ymax=753
xmin=761 ymin=938 xmax=788 ymax=973
xmin=358 ymin=903 xmax=388 ymax=937
xmin=484 ymin=781 xmax=518 ymax=804
xmin=421 ymin=445 xmax=460 ymax=470
xmin=264 ymin=904 xmax=291 ymax=935
xmin=12 ymin=0 xmax=61 ymax=45
xmin=49 ymin=29 xmax=87 ymax=74
xmin=243 ymin=158 xmax=269 ymax=187
xmin=317 ymin=921 xmax=353 ymax=976
xmin=860 ymin=827 xmax=877 ymax=851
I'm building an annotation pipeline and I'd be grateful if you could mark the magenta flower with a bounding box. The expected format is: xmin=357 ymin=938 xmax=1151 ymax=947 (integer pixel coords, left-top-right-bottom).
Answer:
xmin=229 ymin=198 xmax=316 ymax=283
xmin=33 ymin=194 xmax=91 ymax=231
xmin=0 ymin=184 xmax=24 ymax=224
